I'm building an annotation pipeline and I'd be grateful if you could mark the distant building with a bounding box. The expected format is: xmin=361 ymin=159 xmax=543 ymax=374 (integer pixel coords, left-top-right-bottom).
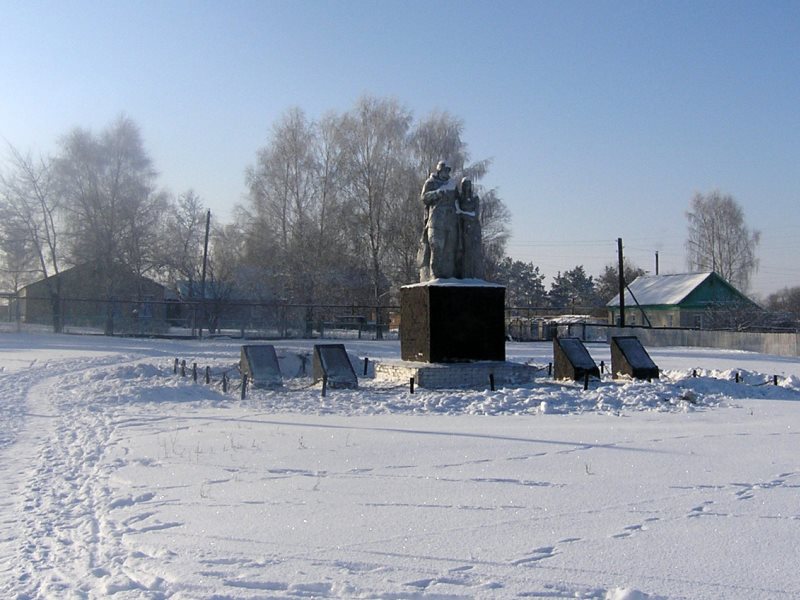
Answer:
xmin=18 ymin=264 xmax=168 ymax=333
xmin=606 ymin=272 xmax=761 ymax=329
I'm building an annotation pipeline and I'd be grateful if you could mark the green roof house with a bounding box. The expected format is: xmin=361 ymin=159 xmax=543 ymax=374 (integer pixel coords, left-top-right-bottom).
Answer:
xmin=606 ymin=272 xmax=760 ymax=329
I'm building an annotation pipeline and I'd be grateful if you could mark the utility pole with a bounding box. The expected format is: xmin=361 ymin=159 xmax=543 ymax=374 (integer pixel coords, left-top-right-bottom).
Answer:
xmin=617 ymin=237 xmax=625 ymax=327
xmin=199 ymin=209 xmax=211 ymax=338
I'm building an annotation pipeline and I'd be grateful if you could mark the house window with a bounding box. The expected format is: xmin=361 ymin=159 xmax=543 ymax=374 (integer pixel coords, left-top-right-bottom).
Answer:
xmin=693 ymin=314 xmax=702 ymax=329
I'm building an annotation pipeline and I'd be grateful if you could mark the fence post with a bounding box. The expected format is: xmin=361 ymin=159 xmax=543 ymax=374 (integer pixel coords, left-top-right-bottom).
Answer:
xmin=599 ymin=360 xmax=605 ymax=374
xmin=548 ymin=362 xmax=552 ymax=377
xmin=205 ymin=366 xmax=211 ymax=384
xmin=222 ymin=372 xmax=228 ymax=393
xmin=321 ymin=374 xmax=328 ymax=397
xmin=489 ymin=373 xmax=495 ymax=391
xmin=192 ymin=362 xmax=197 ymax=382
xmin=774 ymin=375 xmax=779 ymax=386
xmin=241 ymin=374 xmax=248 ymax=400
xmin=174 ymin=358 xmax=178 ymax=374
xmin=181 ymin=359 xmax=186 ymax=377
xmin=363 ymin=357 xmax=369 ymax=376
xmin=410 ymin=376 xmax=415 ymax=394
xmin=583 ymin=372 xmax=589 ymax=391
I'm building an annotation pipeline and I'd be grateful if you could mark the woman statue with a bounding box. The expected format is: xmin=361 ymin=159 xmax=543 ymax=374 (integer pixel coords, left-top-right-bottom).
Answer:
xmin=456 ymin=177 xmax=484 ymax=279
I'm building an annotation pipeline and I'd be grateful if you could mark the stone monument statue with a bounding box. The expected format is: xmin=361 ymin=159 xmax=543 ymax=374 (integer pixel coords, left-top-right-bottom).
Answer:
xmin=418 ymin=160 xmax=458 ymax=280
xmin=417 ymin=161 xmax=483 ymax=281
xmin=456 ymin=177 xmax=484 ymax=279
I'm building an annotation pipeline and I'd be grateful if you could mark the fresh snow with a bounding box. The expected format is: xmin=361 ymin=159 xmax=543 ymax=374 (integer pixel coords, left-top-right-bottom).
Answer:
xmin=1 ymin=332 xmax=799 ymax=599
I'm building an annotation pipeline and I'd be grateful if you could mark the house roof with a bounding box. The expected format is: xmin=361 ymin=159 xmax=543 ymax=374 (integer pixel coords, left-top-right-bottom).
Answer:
xmin=20 ymin=263 xmax=166 ymax=292
xmin=606 ymin=272 xmax=715 ymax=307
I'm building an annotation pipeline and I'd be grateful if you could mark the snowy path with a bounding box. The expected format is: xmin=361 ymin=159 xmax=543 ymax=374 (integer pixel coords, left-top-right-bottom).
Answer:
xmin=0 ymin=333 xmax=799 ymax=598
xmin=0 ymin=353 xmax=149 ymax=597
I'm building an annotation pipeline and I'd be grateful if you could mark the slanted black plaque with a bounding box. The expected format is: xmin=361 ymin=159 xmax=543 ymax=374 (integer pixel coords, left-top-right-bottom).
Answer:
xmin=553 ymin=337 xmax=600 ymax=381
xmin=313 ymin=344 xmax=358 ymax=389
xmin=400 ymin=283 xmax=505 ymax=363
xmin=240 ymin=345 xmax=283 ymax=388
xmin=611 ymin=336 xmax=659 ymax=380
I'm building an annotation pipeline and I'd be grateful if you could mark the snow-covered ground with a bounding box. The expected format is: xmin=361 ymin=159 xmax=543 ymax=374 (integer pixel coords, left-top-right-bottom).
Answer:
xmin=1 ymin=332 xmax=799 ymax=599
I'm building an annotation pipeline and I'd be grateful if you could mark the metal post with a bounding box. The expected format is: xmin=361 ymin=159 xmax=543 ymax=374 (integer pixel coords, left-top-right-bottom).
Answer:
xmin=205 ymin=366 xmax=211 ymax=384
xmin=321 ymin=374 xmax=328 ymax=397
xmin=199 ymin=209 xmax=211 ymax=339
xmin=410 ymin=377 xmax=415 ymax=394
xmin=192 ymin=362 xmax=197 ymax=382
xmin=241 ymin=374 xmax=248 ymax=399
xmin=363 ymin=357 xmax=369 ymax=376
xmin=489 ymin=373 xmax=495 ymax=391
xmin=583 ymin=372 xmax=589 ymax=391
xmin=618 ymin=237 xmax=626 ymax=327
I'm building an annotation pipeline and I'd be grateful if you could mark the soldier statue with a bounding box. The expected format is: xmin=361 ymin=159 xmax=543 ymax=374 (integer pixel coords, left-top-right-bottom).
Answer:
xmin=418 ymin=160 xmax=458 ymax=280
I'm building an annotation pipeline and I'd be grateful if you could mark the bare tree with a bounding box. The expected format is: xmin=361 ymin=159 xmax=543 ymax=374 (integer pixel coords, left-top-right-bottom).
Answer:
xmin=476 ymin=187 xmax=511 ymax=280
xmin=244 ymin=107 xmax=353 ymax=309
xmin=55 ymin=116 xmax=163 ymax=334
xmin=161 ymin=190 xmax=206 ymax=288
xmin=685 ymin=190 xmax=760 ymax=291
xmin=339 ymin=96 xmax=413 ymax=328
xmin=0 ymin=145 xmax=63 ymax=330
xmin=0 ymin=219 xmax=37 ymax=293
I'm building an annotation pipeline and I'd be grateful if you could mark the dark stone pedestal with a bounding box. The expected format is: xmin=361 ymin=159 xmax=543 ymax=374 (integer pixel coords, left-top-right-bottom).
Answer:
xmin=400 ymin=282 xmax=506 ymax=363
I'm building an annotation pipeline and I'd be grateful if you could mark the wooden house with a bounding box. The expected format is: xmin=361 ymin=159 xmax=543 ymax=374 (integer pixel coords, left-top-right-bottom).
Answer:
xmin=606 ymin=272 xmax=760 ymax=329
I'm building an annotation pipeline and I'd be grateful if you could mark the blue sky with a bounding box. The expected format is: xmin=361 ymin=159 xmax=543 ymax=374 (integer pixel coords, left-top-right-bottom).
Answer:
xmin=2 ymin=0 xmax=798 ymax=298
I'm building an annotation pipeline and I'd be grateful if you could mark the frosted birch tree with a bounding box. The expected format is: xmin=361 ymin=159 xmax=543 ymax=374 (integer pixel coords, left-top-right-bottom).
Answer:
xmin=55 ymin=116 xmax=164 ymax=333
xmin=685 ymin=191 xmax=760 ymax=292
xmin=0 ymin=146 xmax=64 ymax=330
xmin=339 ymin=96 xmax=412 ymax=335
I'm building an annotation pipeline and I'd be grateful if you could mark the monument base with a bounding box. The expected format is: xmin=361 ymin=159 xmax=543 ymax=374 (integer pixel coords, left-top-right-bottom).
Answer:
xmin=375 ymin=360 xmax=536 ymax=390
xmin=400 ymin=280 xmax=506 ymax=363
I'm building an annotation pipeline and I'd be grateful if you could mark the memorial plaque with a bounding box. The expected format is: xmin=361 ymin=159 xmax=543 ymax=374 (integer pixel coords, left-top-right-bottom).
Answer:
xmin=553 ymin=337 xmax=600 ymax=381
xmin=611 ymin=336 xmax=659 ymax=380
xmin=240 ymin=345 xmax=283 ymax=388
xmin=313 ymin=344 xmax=358 ymax=389
xmin=400 ymin=283 xmax=505 ymax=363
